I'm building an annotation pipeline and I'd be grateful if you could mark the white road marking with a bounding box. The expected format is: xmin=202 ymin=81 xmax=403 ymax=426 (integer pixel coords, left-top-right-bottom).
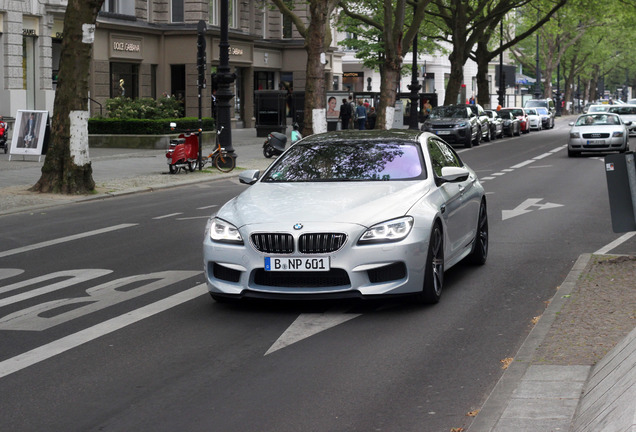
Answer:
xmin=176 ymin=216 xmax=210 ymax=220
xmin=0 ymin=284 xmax=206 ymax=379
xmin=153 ymin=213 xmax=183 ymax=219
xmin=502 ymin=198 xmax=564 ymax=221
xmin=533 ymin=152 xmax=553 ymax=160
xmin=265 ymin=308 xmax=362 ymax=355
xmin=594 ymin=232 xmax=636 ymax=255
xmin=0 ymin=224 xmax=138 ymax=258
xmin=511 ymin=160 xmax=535 ymax=169
xmin=0 ymin=270 xmax=200 ymax=331
xmin=0 ymin=269 xmax=24 ymax=282
xmin=197 ymin=205 xmax=218 ymax=210
xmin=0 ymin=269 xmax=112 ymax=307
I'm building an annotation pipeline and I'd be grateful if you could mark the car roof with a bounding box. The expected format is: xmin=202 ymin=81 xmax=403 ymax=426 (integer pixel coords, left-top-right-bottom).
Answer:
xmin=300 ymin=129 xmax=427 ymax=145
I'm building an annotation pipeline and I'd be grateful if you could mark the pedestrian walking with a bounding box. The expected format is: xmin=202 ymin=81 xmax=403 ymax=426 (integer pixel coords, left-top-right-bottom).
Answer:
xmin=355 ymin=99 xmax=367 ymax=130
xmin=339 ymin=98 xmax=352 ymax=130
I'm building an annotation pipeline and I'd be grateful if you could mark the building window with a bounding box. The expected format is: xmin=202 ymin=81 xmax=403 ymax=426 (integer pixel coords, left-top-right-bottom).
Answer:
xmin=110 ymin=62 xmax=139 ymax=99
xmin=101 ymin=0 xmax=135 ymax=15
xmin=282 ymin=1 xmax=293 ymax=38
xmin=209 ymin=0 xmax=237 ymax=28
xmin=172 ymin=0 xmax=184 ymax=23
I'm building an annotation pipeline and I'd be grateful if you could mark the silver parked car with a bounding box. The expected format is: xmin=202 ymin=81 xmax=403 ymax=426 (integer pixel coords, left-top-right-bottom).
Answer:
xmin=608 ymin=105 xmax=636 ymax=136
xmin=568 ymin=113 xmax=630 ymax=157
xmin=203 ymin=130 xmax=488 ymax=304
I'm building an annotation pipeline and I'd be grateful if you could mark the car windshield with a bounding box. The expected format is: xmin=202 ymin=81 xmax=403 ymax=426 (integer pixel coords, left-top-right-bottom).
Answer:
xmin=430 ymin=106 xmax=468 ymax=119
xmin=536 ymin=108 xmax=549 ymax=115
xmin=498 ymin=110 xmax=513 ymax=119
xmin=575 ymin=115 xmax=620 ymax=126
xmin=526 ymin=109 xmax=537 ymax=115
xmin=261 ymin=141 xmax=426 ymax=182
xmin=508 ymin=109 xmax=523 ymax=116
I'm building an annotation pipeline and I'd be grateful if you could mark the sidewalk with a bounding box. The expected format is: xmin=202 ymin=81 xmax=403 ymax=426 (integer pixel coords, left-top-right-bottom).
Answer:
xmin=0 ymin=127 xmax=634 ymax=431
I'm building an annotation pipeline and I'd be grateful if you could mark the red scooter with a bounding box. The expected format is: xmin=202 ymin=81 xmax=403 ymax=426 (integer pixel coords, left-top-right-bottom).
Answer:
xmin=166 ymin=123 xmax=200 ymax=174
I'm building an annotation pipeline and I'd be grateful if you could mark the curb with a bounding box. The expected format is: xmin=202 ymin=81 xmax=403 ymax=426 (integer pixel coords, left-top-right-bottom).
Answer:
xmin=467 ymin=253 xmax=592 ymax=431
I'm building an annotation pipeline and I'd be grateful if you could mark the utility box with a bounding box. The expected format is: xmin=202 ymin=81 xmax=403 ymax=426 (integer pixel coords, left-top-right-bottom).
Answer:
xmin=605 ymin=152 xmax=636 ymax=232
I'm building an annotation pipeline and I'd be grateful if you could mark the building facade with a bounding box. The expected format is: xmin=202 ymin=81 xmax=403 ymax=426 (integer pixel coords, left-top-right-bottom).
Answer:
xmin=0 ymin=0 xmax=517 ymax=128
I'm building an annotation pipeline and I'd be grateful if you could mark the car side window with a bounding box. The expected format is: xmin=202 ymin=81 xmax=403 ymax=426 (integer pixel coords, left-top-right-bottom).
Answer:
xmin=428 ymin=138 xmax=463 ymax=177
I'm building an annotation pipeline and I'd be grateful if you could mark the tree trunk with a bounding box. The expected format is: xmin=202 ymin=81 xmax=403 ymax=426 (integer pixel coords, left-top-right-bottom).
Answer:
xmin=376 ymin=59 xmax=401 ymax=130
xmin=302 ymin=0 xmax=330 ymax=136
xmin=475 ymin=43 xmax=492 ymax=108
xmin=30 ymin=0 xmax=103 ymax=194
xmin=444 ymin=50 xmax=465 ymax=105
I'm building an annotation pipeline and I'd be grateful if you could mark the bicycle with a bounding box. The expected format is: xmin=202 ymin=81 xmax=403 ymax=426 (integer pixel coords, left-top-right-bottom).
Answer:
xmin=205 ymin=126 xmax=235 ymax=173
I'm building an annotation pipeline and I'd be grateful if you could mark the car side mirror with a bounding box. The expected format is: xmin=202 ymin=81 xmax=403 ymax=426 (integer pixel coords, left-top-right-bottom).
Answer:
xmin=440 ymin=166 xmax=469 ymax=183
xmin=239 ymin=169 xmax=261 ymax=185
xmin=625 ymin=121 xmax=632 ymax=126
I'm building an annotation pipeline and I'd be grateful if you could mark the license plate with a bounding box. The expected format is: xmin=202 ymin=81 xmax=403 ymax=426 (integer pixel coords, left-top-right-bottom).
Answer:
xmin=436 ymin=130 xmax=451 ymax=135
xmin=265 ymin=257 xmax=330 ymax=272
xmin=587 ymin=140 xmax=605 ymax=145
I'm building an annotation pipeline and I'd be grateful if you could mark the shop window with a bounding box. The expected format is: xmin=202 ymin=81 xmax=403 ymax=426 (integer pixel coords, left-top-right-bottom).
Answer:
xmin=255 ymin=71 xmax=275 ymax=90
xmin=171 ymin=64 xmax=186 ymax=102
xmin=110 ymin=62 xmax=139 ymax=99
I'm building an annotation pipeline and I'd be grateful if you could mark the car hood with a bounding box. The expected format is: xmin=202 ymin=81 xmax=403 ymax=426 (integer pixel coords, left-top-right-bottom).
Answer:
xmin=217 ymin=181 xmax=430 ymax=228
xmin=428 ymin=117 xmax=469 ymax=124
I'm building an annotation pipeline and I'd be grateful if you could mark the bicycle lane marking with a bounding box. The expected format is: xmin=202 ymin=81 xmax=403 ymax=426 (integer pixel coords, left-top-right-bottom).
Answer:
xmin=0 ymin=284 xmax=206 ymax=379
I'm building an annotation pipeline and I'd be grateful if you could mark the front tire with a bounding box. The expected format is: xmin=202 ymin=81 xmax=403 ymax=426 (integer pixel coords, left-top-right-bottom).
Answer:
xmin=467 ymin=200 xmax=488 ymax=265
xmin=416 ymin=223 xmax=444 ymax=304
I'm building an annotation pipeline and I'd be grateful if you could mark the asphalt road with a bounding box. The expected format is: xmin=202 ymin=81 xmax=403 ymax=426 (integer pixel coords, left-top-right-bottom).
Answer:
xmin=0 ymin=118 xmax=632 ymax=431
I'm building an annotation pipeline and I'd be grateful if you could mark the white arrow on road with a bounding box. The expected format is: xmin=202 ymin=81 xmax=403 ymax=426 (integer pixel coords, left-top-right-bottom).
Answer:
xmin=265 ymin=308 xmax=361 ymax=355
xmin=502 ymin=198 xmax=563 ymax=221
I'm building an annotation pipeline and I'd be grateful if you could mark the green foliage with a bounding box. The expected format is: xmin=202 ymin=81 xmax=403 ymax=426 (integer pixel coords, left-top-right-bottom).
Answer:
xmin=105 ymin=96 xmax=184 ymax=119
xmin=88 ymin=117 xmax=215 ymax=135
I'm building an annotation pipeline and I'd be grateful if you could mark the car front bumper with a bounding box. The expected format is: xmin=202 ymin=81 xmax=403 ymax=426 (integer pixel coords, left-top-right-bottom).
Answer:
xmin=203 ymin=221 xmax=431 ymax=299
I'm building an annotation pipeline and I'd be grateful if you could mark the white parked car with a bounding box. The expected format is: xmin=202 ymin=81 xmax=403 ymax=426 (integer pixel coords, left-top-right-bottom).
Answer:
xmin=608 ymin=105 xmax=636 ymax=136
xmin=524 ymin=108 xmax=542 ymax=130
xmin=203 ymin=130 xmax=488 ymax=304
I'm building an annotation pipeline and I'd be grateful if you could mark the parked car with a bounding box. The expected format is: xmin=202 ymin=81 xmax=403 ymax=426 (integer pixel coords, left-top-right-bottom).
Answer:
xmin=507 ymin=107 xmax=530 ymax=133
xmin=484 ymin=109 xmax=503 ymax=139
xmin=421 ymin=105 xmax=481 ymax=147
xmin=587 ymin=104 xmax=611 ymax=113
xmin=498 ymin=110 xmax=521 ymax=137
xmin=535 ymin=107 xmax=554 ymax=129
xmin=524 ymin=98 xmax=555 ymax=125
xmin=524 ymin=108 xmax=543 ymax=131
xmin=203 ymin=129 xmax=488 ymax=304
xmin=607 ymin=105 xmax=636 ymax=136
xmin=567 ymin=113 xmax=630 ymax=157
xmin=466 ymin=103 xmax=492 ymax=142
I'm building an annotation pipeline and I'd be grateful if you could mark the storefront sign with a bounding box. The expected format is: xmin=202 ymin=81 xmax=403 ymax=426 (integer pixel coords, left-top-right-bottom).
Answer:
xmin=110 ymin=35 xmax=143 ymax=59
xmin=23 ymin=17 xmax=39 ymax=36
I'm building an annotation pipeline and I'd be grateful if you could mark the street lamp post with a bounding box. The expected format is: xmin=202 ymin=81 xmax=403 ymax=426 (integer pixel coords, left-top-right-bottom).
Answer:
xmin=498 ymin=20 xmax=505 ymax=107
xmin=215 ymin=0 xmax=236 ymax=159
xmin=407 ymin=32 xmax=421 ymax=130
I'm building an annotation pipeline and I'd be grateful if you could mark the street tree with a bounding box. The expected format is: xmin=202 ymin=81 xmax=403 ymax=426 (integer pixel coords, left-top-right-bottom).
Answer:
xmin=269 ymin=0 xmax=340 ymax=136
xmin=338 ymin=0 xmax=431 ymax=129
xmin=30 ymin=0 xmax=104 ymax=194
xmin=470 ymin=0 xmax=567 ymax=107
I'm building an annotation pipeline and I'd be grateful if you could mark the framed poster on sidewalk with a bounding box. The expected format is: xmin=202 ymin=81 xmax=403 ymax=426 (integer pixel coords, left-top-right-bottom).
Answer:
xmin=10 ymin=110 xmax=48 ymax=156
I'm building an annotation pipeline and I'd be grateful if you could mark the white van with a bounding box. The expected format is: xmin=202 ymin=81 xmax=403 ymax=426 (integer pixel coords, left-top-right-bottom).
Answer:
xmin=524 ymin=99 xmax=556 ymax=126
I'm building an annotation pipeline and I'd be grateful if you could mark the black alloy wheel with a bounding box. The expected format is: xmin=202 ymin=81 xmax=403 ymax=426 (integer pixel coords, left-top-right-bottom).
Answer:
xmin=467 ymin=200 xmax=488 ymax=265
xmin=417 ymin=223 xmax=444 ymax=304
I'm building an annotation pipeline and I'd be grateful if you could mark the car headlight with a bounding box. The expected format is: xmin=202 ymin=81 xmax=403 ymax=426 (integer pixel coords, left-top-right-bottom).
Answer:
xmin=358 ymin=216 xmax=414 ymax=244
xmin=209 ymin=218 xmax=243 ymax=244
xmin=570 ymin=132 xmax=580 ymax=138
xmin=613 ymin=131 xmax=624 ymax=137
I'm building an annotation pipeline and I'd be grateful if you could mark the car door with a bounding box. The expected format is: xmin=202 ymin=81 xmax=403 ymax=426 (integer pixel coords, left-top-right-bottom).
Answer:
xmin=428 ymin=137 xmax=475 ymax=261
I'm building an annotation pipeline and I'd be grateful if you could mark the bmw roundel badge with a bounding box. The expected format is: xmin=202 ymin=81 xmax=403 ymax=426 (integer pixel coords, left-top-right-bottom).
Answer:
xmin=293 ymin=223 xmax=303 ymax=230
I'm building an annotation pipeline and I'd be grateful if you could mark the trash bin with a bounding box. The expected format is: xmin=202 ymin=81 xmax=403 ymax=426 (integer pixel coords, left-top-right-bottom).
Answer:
xmin=605 ymin=152 xmax=636 ymax=232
